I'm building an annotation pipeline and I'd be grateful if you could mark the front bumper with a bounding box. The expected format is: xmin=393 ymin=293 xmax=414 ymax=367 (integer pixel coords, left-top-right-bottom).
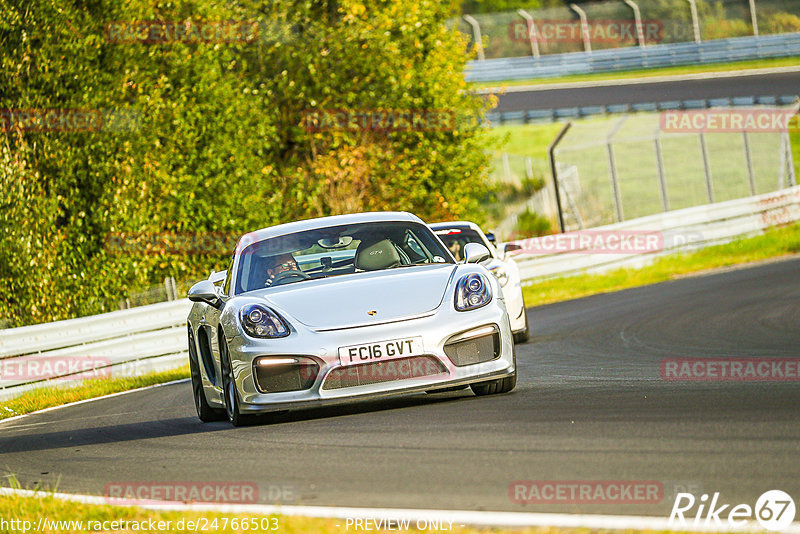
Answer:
xmin=222 ymin=297 xmax=515 ymax=414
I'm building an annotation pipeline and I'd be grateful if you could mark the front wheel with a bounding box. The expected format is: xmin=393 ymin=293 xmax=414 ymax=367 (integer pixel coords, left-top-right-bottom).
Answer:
xmin=189 ymin=331 xmax=225 ymax=422
xmin=219 ymin=335 xmax=253 ymax=427
xmin=470 ymin=371 xmax=517 ymax=396
xmin=471 ymin=343 xmax=517 ymax=396
xmin=513 ymin=309 xmax=530 ymax=344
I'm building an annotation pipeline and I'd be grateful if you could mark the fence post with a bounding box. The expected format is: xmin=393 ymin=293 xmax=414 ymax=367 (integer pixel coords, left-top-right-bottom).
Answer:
xmin=570 ymin=4 xmax=592 ymax=53
xmin=548 ymin=122 xmax=573 ymax=233
xmin=787 ymin=132 xmax=797 ymax=187
xmin=749 ymin=0 xmax=759 ymax=37
xmin=686 ymin=0 xmax=702 ymax=43
xmin=517 ymin=9 xmax=541 ymax=58
xmin=502 ymin=152 xmax=512 ymax=183
xmin=778 ymin=132 xmax=795 ymax=188
xmin=623 ymin=0 xmax=646 ymax=47
xmin=525 ymin=157 xmax=534 ymax=181
xmin=699 ymin=132 xmax=714 ymax=202
xmin=607 ymin=117 xmax=627 ymax=222
xmin=743 ymin=131 xmax=756 ymax=196
xmin=654 ymin=129 xmax=670 ymax=211
xmin=462 ymin=15 xmax=486 ymax=61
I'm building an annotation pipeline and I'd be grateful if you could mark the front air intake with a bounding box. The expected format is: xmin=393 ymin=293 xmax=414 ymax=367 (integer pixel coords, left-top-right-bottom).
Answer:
xmin=443 ymin=325 xmax=500 ymax=367
xmin=253 ymin=357 xmax=319 ymax=393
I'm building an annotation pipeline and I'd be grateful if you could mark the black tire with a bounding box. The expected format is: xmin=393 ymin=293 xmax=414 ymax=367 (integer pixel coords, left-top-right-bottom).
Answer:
xmin=470 ymin=344 xmax=517 ymax=396
xmin=219 ymin=334 xmax=253 ymax=427
xmin=470 ymin=372 xmax=517 ymax=396
xmin=513 ymin=309 xmax=530 ymax=344
xmin=189 ymin=331 xmax=225 ymax=422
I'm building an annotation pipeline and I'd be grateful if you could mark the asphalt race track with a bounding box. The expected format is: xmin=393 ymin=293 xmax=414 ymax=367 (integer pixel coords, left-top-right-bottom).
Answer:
xmin=2 ymin=257 xmax=799 ymax=518
xmin=491 ymin=70 xmax=800 ymax=113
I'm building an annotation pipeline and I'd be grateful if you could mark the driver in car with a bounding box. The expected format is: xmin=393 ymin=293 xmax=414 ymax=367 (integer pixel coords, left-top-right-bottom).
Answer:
xmin=264 ymin=252 xmax=301 ymax=287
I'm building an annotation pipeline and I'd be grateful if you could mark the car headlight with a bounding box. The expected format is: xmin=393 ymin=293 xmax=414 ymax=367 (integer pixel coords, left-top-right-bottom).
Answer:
xmin=489 ymin=266 xmax=509 ymax=287
xmin=454 ymin=273 xmax=493 ymax=311
xmin=240 ymin=304 xmax=290 ymax=338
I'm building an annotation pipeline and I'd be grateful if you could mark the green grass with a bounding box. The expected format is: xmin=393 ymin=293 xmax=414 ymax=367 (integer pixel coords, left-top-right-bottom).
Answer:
xmin=0 ymin=489 xmax=709 ymax=534
xmin=0 ymin=366 xmax=190 ymax=421
xmin=488 ymin=122 xmax=564 ymax=186
xmin=472 ymin=57 xmax=800 ymax=89
xmin=492 ymin=113 xmax=797 ymax=229
xmin=522 ymin=223 xmax=800 ymax=306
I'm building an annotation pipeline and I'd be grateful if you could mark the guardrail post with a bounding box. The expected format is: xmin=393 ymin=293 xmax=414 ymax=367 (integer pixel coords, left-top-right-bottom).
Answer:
xmin=686 ymin=0 xmax=702 ymax=43
xmin=623 ymin=0 xmax=646 ymax=47
xmin=654 ymin=129 xmax=670 ymax=211
xmin=743 ymin=132 xmax=757 ymax=196
xmin=607 ymin=117 xmax=627 ymax=222
xmin=462 ymin=15 xmax=485 ymax=61
xmin=699 ymin=132 xmax=714 ymax=202
xmin=548 ymin=122 xmax=573 ymax=233
xmin=569 ymin=4 xmax=592 ymax=53
xmin=517 ymin=10 xmax=541 ymax=58
xmin=749 ymin=0 xmax=759 ymax=37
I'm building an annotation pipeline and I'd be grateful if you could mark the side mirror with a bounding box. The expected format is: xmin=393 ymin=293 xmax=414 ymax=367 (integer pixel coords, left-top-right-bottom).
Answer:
xmin=504 ymin=243 xmax=522 ymax=254
xmin=463 ymin=243 xmax=490 ymax=264
xmin=485 ymin=232 xmax=496 ymax=244
xmin=188 ymin=280 xmax=223 ymax=309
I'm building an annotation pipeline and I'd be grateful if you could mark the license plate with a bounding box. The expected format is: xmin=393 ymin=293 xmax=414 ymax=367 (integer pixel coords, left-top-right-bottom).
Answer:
xmin=338 ymin=337 xmax=424 ymax=367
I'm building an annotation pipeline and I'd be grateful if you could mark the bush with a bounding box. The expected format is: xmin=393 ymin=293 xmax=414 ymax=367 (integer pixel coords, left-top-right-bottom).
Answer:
xmin=515 ymin=208 xmax=552 ymax=239
xmin=0 ymin=0 xmax=493 ymax=326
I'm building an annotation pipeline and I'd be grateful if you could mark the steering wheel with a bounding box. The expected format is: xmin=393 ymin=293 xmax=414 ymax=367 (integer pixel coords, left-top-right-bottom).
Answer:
xmin=269 ymin=269 xmax=310 ymax=286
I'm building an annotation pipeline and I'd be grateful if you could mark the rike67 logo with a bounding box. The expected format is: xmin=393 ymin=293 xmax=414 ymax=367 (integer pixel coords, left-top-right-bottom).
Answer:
xmin=669 ymin=490 xmax=796 ymax=531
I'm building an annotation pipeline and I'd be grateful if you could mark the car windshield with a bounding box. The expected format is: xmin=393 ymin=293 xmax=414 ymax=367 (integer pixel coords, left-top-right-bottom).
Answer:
xmin=234 ymin=221 xmax=454 ymax=294
xmin=433 ymin=228 xmax=487 ymax=263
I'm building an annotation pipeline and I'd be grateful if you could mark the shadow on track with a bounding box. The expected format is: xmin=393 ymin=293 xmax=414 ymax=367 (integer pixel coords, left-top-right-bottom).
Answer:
xmin=0 ymin=389 xmax=476 ymax=453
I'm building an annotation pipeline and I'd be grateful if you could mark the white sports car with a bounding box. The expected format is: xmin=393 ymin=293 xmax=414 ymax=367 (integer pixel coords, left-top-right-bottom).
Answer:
xmin=187 ymin=212 xmax=517 ymax=426
xmin=429 ymin=221 xmax=529 ymax=343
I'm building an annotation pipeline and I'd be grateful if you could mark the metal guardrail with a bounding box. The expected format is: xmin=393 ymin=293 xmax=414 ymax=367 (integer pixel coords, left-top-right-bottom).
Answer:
xmin=487 ymin=95 xmax=799 ymax=125
xmin=466 ymin=33 xmax=800 ymax=83
xmin=508 ymin=185 xmax=800 ymax=282
xmin=0 ymin=299 xmax=192 ymax=402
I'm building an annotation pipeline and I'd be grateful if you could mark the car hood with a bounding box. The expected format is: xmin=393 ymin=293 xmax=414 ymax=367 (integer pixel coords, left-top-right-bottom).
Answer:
xmin=259 ymin=265 xmax=457 ymax=330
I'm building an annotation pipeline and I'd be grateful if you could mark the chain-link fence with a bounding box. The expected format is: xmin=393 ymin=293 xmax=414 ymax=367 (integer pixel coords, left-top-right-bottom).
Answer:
xmin=119 ymin=277 xmax=181 ymax=309
xmin=539 ymin=111 xmax=797 ymax=232
xmin=455 ymin=0 xmax=800 ymax=59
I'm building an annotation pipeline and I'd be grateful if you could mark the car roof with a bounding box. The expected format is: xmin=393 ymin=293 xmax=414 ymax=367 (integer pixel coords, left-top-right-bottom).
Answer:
xmin=429 ymin=221 xmax=483 ymax=232
xmin=236 ymin=211 xmax=424 ymax=251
